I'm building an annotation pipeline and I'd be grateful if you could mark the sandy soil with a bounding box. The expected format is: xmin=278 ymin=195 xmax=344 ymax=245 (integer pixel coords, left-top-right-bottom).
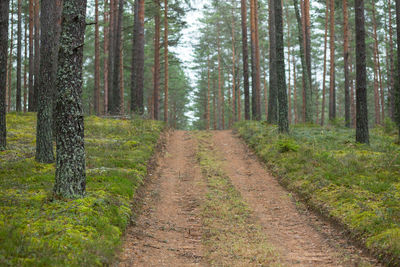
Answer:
xmin=118 ymin=131 xmax=206 ymax=267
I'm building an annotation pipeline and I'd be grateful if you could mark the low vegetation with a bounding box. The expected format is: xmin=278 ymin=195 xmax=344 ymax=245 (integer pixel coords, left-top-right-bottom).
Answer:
xmin=234 ymin=121 xmax=400 ymax=265
xmin=0 ymin=113 xmax=163 ymax=266
xmin=195 ymin=132 xmax=280 ymax=266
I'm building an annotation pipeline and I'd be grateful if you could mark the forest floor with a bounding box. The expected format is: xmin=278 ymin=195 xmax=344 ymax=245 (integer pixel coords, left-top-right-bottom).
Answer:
xmin=118 ymin=130 xmax=381 ymax=266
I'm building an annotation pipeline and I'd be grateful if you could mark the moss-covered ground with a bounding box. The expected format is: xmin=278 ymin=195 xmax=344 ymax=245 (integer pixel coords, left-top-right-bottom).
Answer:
xmin=195 ymin=132 xmax=280 ymax=266
xmin=234 ymin=121 xmax=400 ymax=266
xmin=0 ymin=113 xmax=163 ymax=266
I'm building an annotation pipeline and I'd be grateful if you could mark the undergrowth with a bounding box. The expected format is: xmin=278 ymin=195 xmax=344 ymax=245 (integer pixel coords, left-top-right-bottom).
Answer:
xmin=0 ymin=113 xmax=163 ymax=266
xmin=195 ymin=132 xmax=280 ymax=266
xmin=234 ymin=121 xmax=400 ymax=266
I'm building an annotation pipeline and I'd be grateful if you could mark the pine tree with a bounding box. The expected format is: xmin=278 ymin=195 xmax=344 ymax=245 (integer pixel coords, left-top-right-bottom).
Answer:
xmin=0 ymin=0 xmax=9 ymax=150
xmin=35 ymin=0 xmax=62 ymax=164
xmin=355 ymin=0 xmax=369 ymax=144
xmin=275 ymin=0 xmax=289 ymax=133
xmin=241 ymin=0 xmax=250 ymax=120
xmin=16 ymin=0 xmax=22 ymax=112
xmin=268 ymin=0 xmax=278 ymax=124
xmin=54 ymin=0 xmax=88 ymax=198
xmin=343 ymin=0 xmax=350 ymax=127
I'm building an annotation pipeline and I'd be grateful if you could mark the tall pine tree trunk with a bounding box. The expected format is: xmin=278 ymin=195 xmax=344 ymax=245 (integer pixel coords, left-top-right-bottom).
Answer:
xmin=107 ymin=0 xmax=115 ymax=114
xmin=293 ymin=0 xmax=312 ymax=122
xmin=28 ymin=0 xmax=34 ymax=111
xmin=94 ymin=0 xmax=100 ymax=115
xmin=253 ymin=0 xmax=261 ymax=121
xmin=23 ymin=7 xmax=27 ymax=112
xmin=33 ymin=0 xmax=40 ymax=112
xmin=389 ymin=0 xmax=395 ymax=120
xmin=111 ymin=0 xmax=124 ymax=115
xmin=153 ymin=0 xmax=160 ymax=120
xmin=321 ymin=0 xmax=328 ymax=125
xmin=396 ymin=0 xmax=400 ymax=141
xmin=131 ymin=0 xmax=144 ymax=115
xmin=206 ymin=55 xmax=210 ymax=130
xmin=35 ymin=0 xmax=62 ymax=164
xmin=103 ymin=0 xmax=109 ymax=114
xmin=164 ymin=0 xmax=168 ymax=123
xmin=343 ymin=0 xmax=350 ymax=127
xmin=329 ymin=0 xmax=336 ymax=121
xmin=268 ymin=0 xmax=278 ymax=123
xmin=241 ymin=0 xmax=250 ymax=120
xmin=16 ymin=0 xmax=22 ymax=112
xmin=217 ymin=22 xmax=222 ymax=129
xmin=275 ymin=0 xmax=289 ymax=133
xmin=355 ymin=0 xmax=369 ymax=144
xmin=54 ymin=0 xmax=88 ymax=198
xmin=372 ymin=0 xmax=380 ymax=125
xmin=292 ymin=44 xmax=298 ymax=124
xmin=0 ymin=0 xmax=9 ymax=150
xmin=7 ymin=1 xmax=14 ymax=112
xmin=231 ymin=2 xmax=237 ymax=122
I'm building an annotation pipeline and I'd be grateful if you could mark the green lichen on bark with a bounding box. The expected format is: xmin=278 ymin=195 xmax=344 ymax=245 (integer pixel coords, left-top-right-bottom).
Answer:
xmin=53 ymin=0 xmax=88 ymax=198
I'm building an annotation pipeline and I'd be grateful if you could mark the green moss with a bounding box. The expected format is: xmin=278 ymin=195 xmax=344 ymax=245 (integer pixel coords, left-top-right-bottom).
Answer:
xmin=234 ymin=121 xmax=400 ymax=265
xmin=0 ymin=114 xmax=163 ymax=266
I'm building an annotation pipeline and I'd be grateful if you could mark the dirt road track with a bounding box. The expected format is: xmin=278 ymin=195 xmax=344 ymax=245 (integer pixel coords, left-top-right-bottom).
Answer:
xmin=118 ymin=130 xmax=380 ymax=267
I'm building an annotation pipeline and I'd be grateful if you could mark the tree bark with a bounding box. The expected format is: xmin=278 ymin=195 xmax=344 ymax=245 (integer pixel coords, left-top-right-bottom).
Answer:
xmin=285 ymin=6 xmax=292 ymax=124
xmin=320 ymin=0 xmax=329 ymax=125
xmin=28 ymin=0 xmax=34 ymax=111
xmin=396 ymin=0 xmax=400 ymax=141
xmin=103 ymin=0 xmax=109 ymax=114
xmin=329 ymin=0 xmax=336 ymax=121
xmin=35 ymin=0 xmax=62 ymax=164
xmin=231 ymin=1 xmax=237 ymax=123
xmin=131 ymin=0 xmax=144 ymax=115
xmin=23 ymin=5 xmax=27 ymax=112
xmin=343 ymin=0 xmax=350 ymax=127
xmin=241 ymin=0 xmax=250 ymax=120
xmin=206 ymin=55 xmax=210 ymax=130
xmin=355 ymin=0 xmax=369 ymax=144
xmin=0 ymin=0 xmax=9 ymax=150
xmin=164 ymin=0 xmax=168 ymax=123
xmin=217 ymin=21 xmax=222 ymax=129
xmin=54 ymin=0 xmax=87 ymax=198
xmin=94 ymin=0 xmax=100 ymax=115
xmin=153 ymin=0 xmax=160 ymax=120
xmin=268 ymin=0 xmax=278 ymax=123
xmin=111 ymin=0 xmax=124 ymax=115
xmin=372 ymin=0 xmax=380 ymax=125
xmin=292 ymin=44 xmax=298 ymax=124
xmin=293 ymin=0 xmax=312 ymax=122
xmin=7 ymin=1 xmax=14 ymax=112
xmin=33 ymin=0 xmax=40 ymax=112
xmin=275 ymin=0 xmax=289 ymax=133
xmin=16 ymin=0 xmax=22 ymax=112
xmin=389 ymin=0 xmax=395 ymax=120
xmin=107 ymin=0 xmax=115 ymax=114
xmin=252 ymin=0 xmax=261 ymax=121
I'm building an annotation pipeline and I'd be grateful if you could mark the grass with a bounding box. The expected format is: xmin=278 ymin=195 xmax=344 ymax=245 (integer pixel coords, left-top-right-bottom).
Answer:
xmin=194 ymin=131 xmax=280 ymax=267
xmin=0 ymin=113 xmax=164 ymax=266
xmin=234 ymin=121 xmax=400 ymax=266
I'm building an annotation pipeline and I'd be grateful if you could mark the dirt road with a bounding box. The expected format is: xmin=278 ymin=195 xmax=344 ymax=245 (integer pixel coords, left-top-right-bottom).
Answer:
xmin=118 ymin=131 xmax=380 ymax=266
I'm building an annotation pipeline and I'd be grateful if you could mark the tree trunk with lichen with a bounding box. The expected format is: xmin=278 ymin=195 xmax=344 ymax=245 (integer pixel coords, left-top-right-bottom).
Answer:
xmin=355 ymin=0 xmax=369 ymax=144
xmin=0 ymin=0 xmax=9 ymax=150
xmin=35 ymin=0 xmax=62 ymax=164
xmin=276 ymin=0 xmax=289 ymax=133
xmin=53 ymin=0 xmax=87 ymax=198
